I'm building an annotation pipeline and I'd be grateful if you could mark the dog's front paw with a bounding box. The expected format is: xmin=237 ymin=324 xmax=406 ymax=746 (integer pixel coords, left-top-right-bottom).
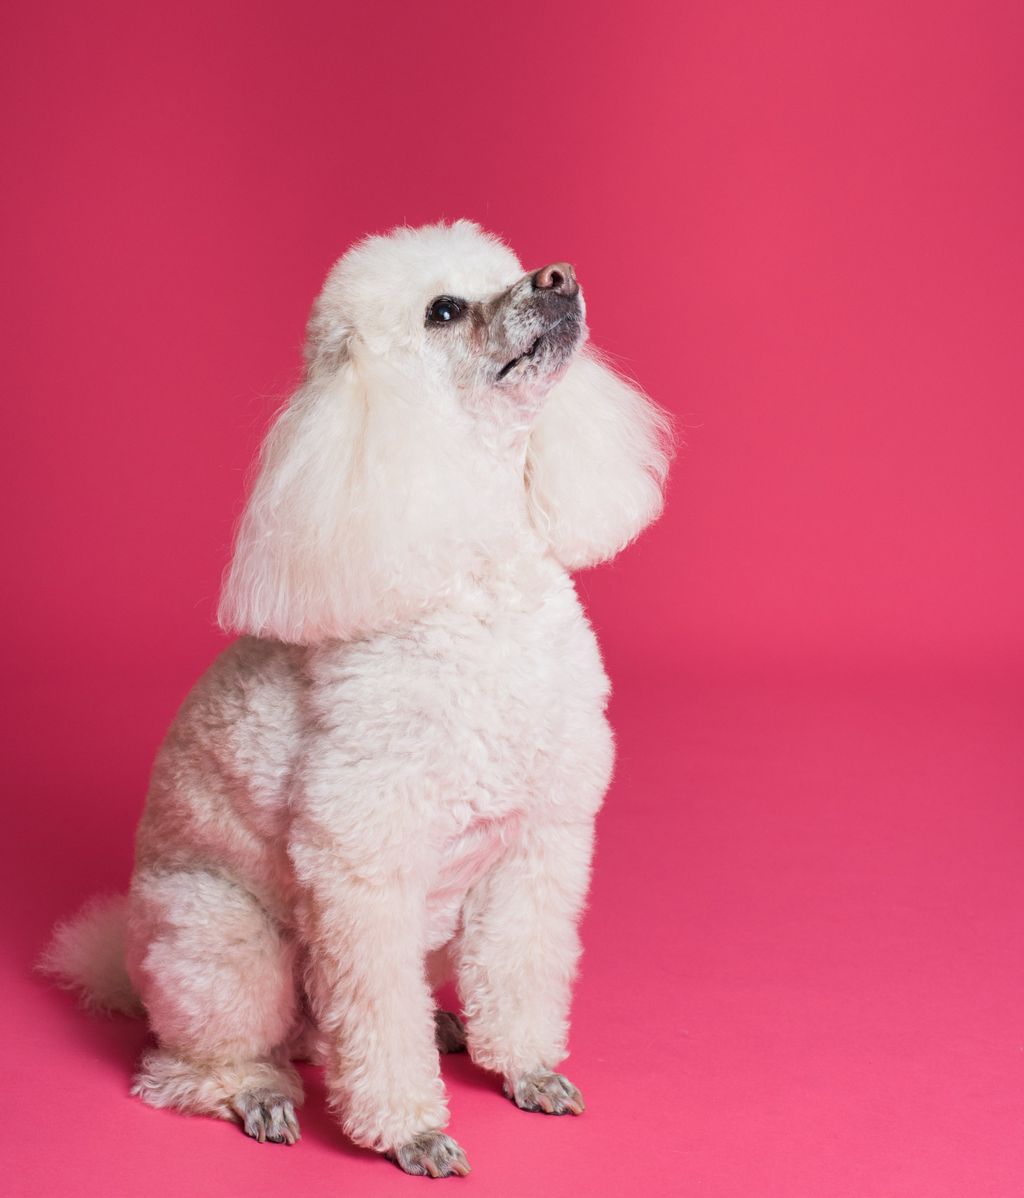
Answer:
xmin=390 ymin=1131 xmax=471 ymax=1178
xmin=504 ymin=1070 xmax=585 ymax=1115
xmin=231 ymin=1088 xmax=301 ymax=1144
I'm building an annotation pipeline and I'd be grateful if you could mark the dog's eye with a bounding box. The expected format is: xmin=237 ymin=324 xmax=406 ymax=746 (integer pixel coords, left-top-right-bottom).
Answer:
xmin=426 ymin=296 xmax=465 ymax=326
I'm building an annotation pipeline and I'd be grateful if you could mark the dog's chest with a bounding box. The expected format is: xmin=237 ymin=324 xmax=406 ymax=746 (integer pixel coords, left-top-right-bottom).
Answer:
xmin=309 ymin=562 xmax=608 ymax=818
xmin=416 ymin=569 xmax=607 ymax=811
xmin=303 ymin=559 xmax=611 ymax=948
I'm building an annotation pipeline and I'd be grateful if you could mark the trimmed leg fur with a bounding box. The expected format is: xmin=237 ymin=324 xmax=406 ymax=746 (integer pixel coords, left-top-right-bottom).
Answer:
xmin=127 ymin=870 xmax=303 ymax=1140
xmin=133 ymin=1050 xmax=303 ymax=1137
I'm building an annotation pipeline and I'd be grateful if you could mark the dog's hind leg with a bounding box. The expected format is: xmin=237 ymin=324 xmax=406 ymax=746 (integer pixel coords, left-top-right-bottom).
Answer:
xmin=126 ymin=868 xmax=303 ymax=1144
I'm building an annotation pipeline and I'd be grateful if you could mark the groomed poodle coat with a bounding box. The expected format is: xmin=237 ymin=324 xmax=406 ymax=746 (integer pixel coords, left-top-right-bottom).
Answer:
xmin=43 ymin=220 xmax=671 ymax=1177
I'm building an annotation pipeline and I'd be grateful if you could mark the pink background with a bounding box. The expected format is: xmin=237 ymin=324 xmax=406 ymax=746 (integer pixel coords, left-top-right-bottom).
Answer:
xmin=3 ymin=1 xmax=1022 ymax=1195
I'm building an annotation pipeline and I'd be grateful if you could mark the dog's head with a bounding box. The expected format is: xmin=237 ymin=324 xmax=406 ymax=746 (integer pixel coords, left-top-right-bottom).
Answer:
xmin=305 ymin=220 xmax=586 ymax=414
xmin=219 ymin=221 xmax=671 ymax=644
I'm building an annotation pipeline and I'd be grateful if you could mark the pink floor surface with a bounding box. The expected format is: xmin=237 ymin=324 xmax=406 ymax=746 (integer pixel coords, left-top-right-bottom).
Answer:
xmin=5 ymin=661 xmax=1022 ymax=1197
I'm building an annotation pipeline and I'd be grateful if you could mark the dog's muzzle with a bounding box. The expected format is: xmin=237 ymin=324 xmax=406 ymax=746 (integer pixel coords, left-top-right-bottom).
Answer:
xmin=495 ymin=264 xmax=584 ymax=382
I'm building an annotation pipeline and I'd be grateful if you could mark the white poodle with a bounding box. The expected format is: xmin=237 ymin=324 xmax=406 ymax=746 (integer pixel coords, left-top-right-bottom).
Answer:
xmin=43 ymin=220 xmax=671 ymax=1177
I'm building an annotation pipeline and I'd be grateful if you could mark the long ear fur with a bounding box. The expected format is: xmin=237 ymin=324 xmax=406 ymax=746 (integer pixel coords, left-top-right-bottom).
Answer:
xmin=218 ymin=345 xmax=516 ymax=644
xmin=525 ymin=349 xmax=673 ymax=569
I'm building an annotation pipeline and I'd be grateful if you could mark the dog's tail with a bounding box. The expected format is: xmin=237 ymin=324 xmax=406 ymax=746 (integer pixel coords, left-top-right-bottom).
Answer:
xmin=39 ymin=894 xmax=142 ymax=1016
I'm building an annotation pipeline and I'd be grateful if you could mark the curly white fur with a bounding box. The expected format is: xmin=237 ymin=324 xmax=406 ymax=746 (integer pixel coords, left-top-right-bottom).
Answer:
xmin=42 ymin=220 xmax=671 ymax=1175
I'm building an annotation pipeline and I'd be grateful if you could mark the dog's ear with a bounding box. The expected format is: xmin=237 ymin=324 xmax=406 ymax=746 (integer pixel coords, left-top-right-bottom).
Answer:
xmin=217 ymin=348 xmax=373 ymax=644
xmin=218 ymin=342 xmax=511 ymax=644
xmin=525 ymin=349 xmax=673 ymax=569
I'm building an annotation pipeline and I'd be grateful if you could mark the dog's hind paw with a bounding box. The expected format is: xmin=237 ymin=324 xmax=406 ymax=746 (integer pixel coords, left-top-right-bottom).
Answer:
xmin=434 ymin=1009 xmax=467 ymax=1054
xmin=505 ymin=1070 xmax=585 ymax=1115
xmin=232 ymin=1088 xmax=301 ymax=1145
xmin=390 ymin=1131 xmax=471 ymax=1178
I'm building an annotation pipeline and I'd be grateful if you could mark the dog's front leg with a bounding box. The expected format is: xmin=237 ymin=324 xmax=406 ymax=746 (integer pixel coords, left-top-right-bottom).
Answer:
xmin=456 ymin=816 xmax=595 ymax=1115
xmin=290 ymin=820 xmax=469 ymax=1177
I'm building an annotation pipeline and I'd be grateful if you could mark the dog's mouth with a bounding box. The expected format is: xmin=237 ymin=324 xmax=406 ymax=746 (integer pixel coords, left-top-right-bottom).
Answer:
xmin=496 ymin=334 xmax=547 ymax=381
xmin=496 ymin=313 xmax=580 ymax=382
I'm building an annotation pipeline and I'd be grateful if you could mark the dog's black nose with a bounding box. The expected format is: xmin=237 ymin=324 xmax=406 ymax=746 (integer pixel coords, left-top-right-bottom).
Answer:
xmin=532 ymin=262 xmax=578 ymax=298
